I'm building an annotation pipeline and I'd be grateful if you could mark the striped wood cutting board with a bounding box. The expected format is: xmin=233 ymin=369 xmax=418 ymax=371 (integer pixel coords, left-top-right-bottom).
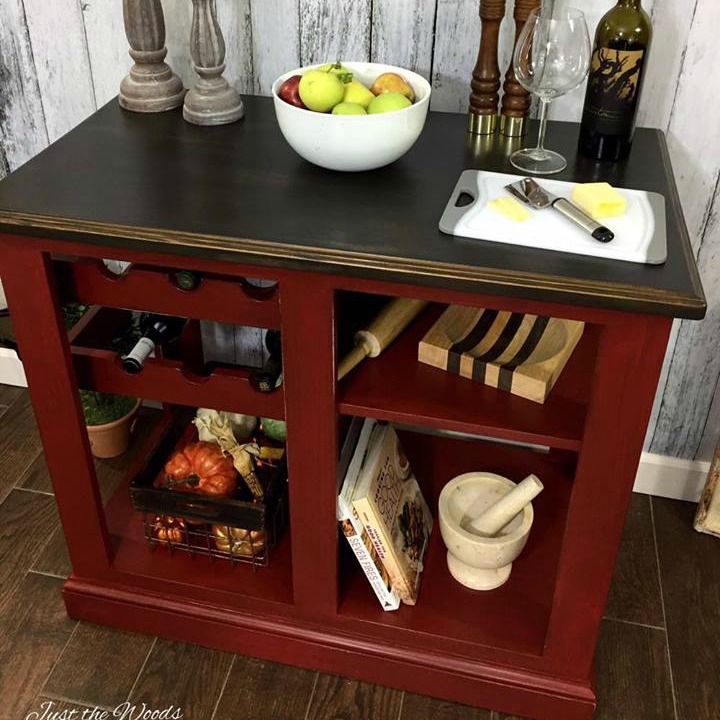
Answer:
xmin=418 ymin=306 xmax=585 ymax=404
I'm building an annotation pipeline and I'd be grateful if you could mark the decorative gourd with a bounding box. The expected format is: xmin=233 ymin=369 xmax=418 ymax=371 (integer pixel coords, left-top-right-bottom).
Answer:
xmin=192 ymin=411 xmax=265 ymax=499
xmin=212 ymin=524 xmax=266 ymax=557
xmin=195 ymin=408 xmax=257 ymax=442
xmin=162 ymin=441 xmax=238 ymax=497
xmin=260 ymin=417 xmax=287 ymax=443
xmin=150 ymin=515 xmax=187 ymax=544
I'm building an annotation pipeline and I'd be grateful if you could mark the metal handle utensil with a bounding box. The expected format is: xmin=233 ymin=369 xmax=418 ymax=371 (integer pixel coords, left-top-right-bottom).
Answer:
xmin=506 ymin=178 xmax=615 ymax=243
xmin=552 ymin=198 xmax=614 ymax=243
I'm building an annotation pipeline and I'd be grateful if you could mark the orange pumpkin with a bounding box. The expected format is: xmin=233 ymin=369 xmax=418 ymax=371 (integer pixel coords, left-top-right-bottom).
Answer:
xmin=162 ymin=441 xmax=238 ymax=497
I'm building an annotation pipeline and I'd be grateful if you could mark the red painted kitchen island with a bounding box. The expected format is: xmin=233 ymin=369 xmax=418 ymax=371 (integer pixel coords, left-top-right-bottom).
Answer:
xmin=0 ymin=98 xmax=705 ymax=719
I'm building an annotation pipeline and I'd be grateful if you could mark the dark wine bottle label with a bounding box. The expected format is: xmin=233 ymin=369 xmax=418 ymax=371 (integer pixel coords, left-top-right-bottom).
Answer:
xmin=582 ymin=47 xmax=646 ymax=135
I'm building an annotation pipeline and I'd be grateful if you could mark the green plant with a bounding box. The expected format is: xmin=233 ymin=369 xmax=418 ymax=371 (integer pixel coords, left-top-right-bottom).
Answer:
xmin=62 ymin=303 xmax=89 ymax=330
xmin=80 ymin=390 xmax=137 ymax=426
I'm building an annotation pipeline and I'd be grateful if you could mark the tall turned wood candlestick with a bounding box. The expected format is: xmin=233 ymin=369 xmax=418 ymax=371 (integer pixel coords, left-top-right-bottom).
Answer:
xmin=500 ymin=0 xmax=541 ymax=137
xmin=119 ymin=0 xmax=186 ymax=113
xmin=468 ymin=0 xmax=507 ymax=135
xmin=183 ymin=0 xmax=245 ymax=126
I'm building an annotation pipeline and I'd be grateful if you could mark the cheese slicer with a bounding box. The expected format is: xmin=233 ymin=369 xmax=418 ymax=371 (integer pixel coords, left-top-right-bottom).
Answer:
xmin=506 ymin=178 xmax=615 ymax=243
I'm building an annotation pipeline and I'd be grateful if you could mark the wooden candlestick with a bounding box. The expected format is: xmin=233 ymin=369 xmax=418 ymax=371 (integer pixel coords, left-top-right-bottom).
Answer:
xmin=500 ymin=0 xmax=541 ymax=137
xmin=468 ymin=0 xmax=507 ymax=135
xmin=119 ymin=0 xmax=186 ymax=113
xmin=183 ymin=0 xmax=245 ymax=126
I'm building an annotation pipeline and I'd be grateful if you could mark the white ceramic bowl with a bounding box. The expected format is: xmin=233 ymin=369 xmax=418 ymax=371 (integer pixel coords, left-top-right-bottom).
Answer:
xmin=272 ymin=62 xmax=432 ymax=172
xmin=439 ymin=473 xmax=534 ymax=591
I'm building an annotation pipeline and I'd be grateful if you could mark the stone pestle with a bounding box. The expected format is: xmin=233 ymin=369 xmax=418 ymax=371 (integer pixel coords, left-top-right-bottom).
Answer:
xmin=467 ymin=474 xmax=544 ymax=537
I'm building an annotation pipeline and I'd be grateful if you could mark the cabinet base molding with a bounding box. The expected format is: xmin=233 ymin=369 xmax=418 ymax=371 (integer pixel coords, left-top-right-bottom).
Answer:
xmin=64 ymin=576 xmax=597 ymax=720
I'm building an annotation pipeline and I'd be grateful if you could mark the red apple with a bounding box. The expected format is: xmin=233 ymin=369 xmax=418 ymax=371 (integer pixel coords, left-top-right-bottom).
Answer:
xmin=279 ymin=76 xmax=306 ymax=109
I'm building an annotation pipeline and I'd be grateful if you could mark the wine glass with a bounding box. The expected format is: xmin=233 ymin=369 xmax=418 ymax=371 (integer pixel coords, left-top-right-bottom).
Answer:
xmin=510 ymin=7 xmax=591 ymax=175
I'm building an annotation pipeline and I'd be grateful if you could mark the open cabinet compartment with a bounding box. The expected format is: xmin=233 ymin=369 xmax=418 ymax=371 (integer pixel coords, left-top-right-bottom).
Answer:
xmin=129 ymin=407 xmax=288 ymax=568
xmin=67 ymin=305 xmax=284 ymax=418
xmin=332 ymin=289 xmax=592 ymax=658
xmin=335 ymin=291 xmax=599 ymax=451
xmin=336 ymin=423 xmax=575 ymax=657
xmin=100 ymin=406 xmax=295 ymax=608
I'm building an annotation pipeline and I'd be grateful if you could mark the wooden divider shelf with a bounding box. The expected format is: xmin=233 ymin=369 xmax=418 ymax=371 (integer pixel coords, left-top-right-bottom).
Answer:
xmin=56 ymin=258 xmax=281 ymax=328
xmin=68 ymin=305 xmax=284 ymax=418
xmin=338 ymin=304 xmax=596 ymax=451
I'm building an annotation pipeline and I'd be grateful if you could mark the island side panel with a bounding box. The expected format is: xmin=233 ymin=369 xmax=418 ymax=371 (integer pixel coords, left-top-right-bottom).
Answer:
xmin=543 ymin=313 xmax=672 ymax=678
xmin=0 ymin=239 xmax=112 ymax=577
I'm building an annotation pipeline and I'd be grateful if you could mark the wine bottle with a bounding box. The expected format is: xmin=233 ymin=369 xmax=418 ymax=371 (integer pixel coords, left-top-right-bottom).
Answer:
xmin=122 ymin=313 xmax=187 ymax=374
xmin=249 ymin=330 xmax=282 ymax=393
xmin=578 ymin=0 xmax=651 ymax=162
xmin=173 ymin=270 xmax=202 ymax=291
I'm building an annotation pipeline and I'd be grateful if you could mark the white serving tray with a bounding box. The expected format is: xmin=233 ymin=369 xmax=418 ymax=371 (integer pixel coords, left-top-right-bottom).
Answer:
xmin=439 ymin=170 xmax=667 ymax=265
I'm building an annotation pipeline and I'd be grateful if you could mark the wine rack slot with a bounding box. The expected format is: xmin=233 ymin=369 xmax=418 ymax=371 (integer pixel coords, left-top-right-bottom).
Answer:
xmin=69 ymin=307 xmax=284 ymax=419
xmin=57 ymin=259 xmax=281 ymax=328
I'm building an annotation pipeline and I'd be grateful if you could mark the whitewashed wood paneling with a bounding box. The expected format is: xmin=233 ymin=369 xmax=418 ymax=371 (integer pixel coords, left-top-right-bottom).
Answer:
xmin=82 ymin=0 xmax=132 ymax=108
xmin=371 ymin=0 xmax=436 ymax=79
xmin=648 ymin=0 xmax=720 ymax=459
xmin=216 ymin=0 xmax=255 ymax=94
xmin=164 ymin=1 xmax=194 ymax=89
xmin=637 ymin=0 xmax=696 ymax=130
xmin=662 ymin=1 xmax=720 ymax=247
xmin=299 ymin=0 xmax=372 ymax=66
xmin=251 ymin=0 xmax=301 ymax=94
xmin=431 ymin=0 xmax=479 ymax=113
xmin=0 ymin=0 xmax=48 ymax=172
xmin=22 ymin=0 xmax=96 ymax=143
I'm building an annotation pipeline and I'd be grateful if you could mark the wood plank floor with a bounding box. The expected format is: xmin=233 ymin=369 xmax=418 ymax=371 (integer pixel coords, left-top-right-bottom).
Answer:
xmin=0 ymin=388 xmax=718 ymax=720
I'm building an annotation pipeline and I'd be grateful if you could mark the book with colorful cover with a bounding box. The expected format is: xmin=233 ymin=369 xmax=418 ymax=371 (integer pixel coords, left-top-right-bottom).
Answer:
xmin=337 ymin=418 xmax=401 ymax=611
xmin=351 ymin=424 xmax=433 ymax=606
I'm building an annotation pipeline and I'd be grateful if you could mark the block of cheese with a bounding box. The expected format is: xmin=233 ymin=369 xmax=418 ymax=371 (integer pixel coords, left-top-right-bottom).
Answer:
xmin=571 ymin=182 xmax=627 ymax=219
xmin=488 ymin=197 xmax=530 ymax=222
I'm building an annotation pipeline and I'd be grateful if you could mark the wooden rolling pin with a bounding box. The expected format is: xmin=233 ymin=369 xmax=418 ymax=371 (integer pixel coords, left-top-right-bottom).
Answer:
xmin=337 ymin=298 xmax=429 ymax=380
xmin=468 ymin=475 xmax=543 ymax=536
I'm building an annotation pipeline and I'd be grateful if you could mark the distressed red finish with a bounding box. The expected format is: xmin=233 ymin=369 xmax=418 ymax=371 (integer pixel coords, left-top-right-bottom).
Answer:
xmin=0 ymin=233 xmax=674 ymax=720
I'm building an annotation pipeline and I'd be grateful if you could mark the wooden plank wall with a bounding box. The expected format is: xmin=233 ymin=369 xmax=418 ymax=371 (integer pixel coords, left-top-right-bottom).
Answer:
xmin=0 ymin=0 xmax=717 ymax=462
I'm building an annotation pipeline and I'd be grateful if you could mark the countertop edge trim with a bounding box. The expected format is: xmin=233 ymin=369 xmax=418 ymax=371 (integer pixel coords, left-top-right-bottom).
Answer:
xmin=0 ymin=210 xmax=706 ymax=317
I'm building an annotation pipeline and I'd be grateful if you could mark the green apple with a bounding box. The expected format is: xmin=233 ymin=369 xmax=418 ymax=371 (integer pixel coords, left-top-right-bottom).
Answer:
xmin=332 ymin=102 xmax=367 ymax=115
xmin=343 ymin=80 xmax=375 ymax=109
xmin=299 ymin=70 xmax=346 ymax=113
xmin=317 ymin=62 xmax=353 ymax=84
xmin=367 ymin=92 xmax=413 ymax=114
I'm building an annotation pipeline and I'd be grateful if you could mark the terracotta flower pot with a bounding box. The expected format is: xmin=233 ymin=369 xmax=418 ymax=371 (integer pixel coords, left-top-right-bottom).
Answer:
xmin=86 ymin=400 xmax=141 ymax=459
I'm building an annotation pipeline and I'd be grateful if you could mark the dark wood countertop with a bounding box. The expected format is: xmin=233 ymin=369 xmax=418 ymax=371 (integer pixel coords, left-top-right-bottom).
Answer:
xmin=0 ymin=96 xmax=705 ymax=319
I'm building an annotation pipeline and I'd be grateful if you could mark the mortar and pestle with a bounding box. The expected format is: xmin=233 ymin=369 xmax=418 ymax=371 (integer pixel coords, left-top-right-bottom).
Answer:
xmin=439 ymin=473 xmax=543 ymax=591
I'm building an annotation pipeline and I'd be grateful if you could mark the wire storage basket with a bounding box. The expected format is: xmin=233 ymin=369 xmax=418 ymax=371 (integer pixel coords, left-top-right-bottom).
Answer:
xmin=130 ymin=408 xmax=288 ymax=569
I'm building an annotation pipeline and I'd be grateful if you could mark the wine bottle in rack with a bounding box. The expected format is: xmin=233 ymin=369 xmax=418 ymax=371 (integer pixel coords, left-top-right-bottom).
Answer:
xmin=173 ymin=270 xmax=202 ymax=291
xmin=578 ymin=0 xmax=652 ymax=162
xmin=249 ymin=330 xmax=282 ymax=393
xmin=122 ymin=313 xmax=188 ymax=374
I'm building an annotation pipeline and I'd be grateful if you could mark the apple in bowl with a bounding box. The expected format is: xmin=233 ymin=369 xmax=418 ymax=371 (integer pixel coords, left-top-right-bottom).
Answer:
xmin=272 ymin=62 xmax=432 ymax=172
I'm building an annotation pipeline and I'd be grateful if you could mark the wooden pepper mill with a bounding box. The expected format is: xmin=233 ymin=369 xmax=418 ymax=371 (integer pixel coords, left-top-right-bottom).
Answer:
xmin=468 ymin=0 xmax=507 ymax=135
xmin=500 ymin=0 xmax=541 ymax=136
xmin=183 ymin=0 xmax=245 ymax=126
xmin=119 ymin=0 xmax=186 ymax=113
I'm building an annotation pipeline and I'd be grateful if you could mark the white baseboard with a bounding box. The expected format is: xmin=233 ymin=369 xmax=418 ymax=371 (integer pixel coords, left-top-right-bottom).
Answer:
xmin=0 ymin=347 xmax=26 ymax=387
xmin=633 ymin=452 xmax=709 ymax=502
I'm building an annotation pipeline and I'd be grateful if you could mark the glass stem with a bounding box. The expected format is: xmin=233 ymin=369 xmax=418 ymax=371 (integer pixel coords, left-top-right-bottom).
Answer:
xmin=536 ymin=97 xmax=551 ymax=154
